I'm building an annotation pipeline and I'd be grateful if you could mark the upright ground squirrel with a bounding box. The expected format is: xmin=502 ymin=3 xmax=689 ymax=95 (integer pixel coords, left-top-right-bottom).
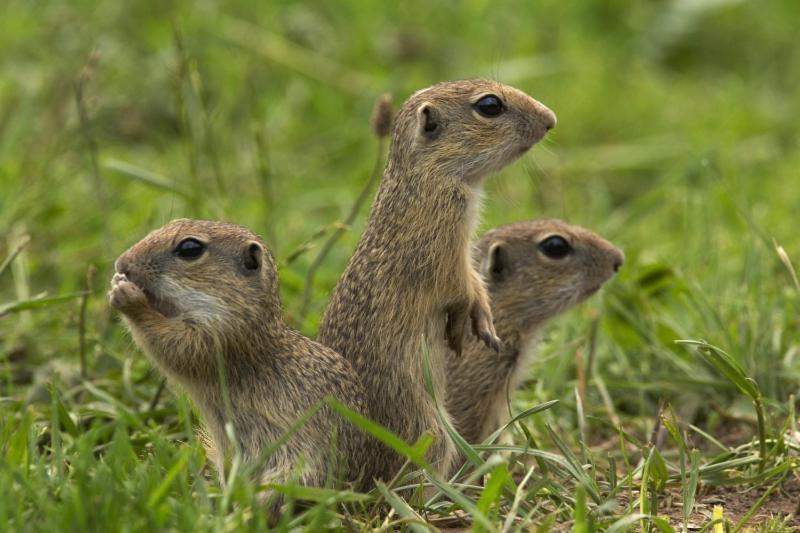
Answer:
xmin=318 ymin=80 xmax=556 ymax=477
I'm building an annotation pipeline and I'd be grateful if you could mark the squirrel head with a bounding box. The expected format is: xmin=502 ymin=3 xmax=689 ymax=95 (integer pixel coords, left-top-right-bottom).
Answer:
xmin=114 ymin=219 xmax=280 ymax=326
xmin=389 ymin=80 xmax=556 ymax=184
xmin=476 ymin=219 xmax=623 ymax=329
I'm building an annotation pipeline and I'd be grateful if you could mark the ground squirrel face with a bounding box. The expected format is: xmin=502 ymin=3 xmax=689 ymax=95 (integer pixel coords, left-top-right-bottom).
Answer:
xmin=392 ymin=79 xmax=556 ymax=183
xmin=477 ymin=219 xmax=623 ymax=324
xmin=113 ymin=219 xmax=277 ymax=325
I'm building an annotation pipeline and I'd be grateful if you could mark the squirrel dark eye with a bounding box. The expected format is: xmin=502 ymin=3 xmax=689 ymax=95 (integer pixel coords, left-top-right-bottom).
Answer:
xmin=473 ymin=95 xmax=504 ymax=117
xmin=538 ymin=235 xmax=572 ymax=259
xmin=174 ymin=238 xmax=205 ymax=260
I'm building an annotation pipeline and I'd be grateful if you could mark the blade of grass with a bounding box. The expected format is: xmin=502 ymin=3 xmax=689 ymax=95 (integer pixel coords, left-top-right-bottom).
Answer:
xmin=573 ymin=485 xmax=590 ymax=533
xmin=502 ymin=465 xmax=536 ymax=533
xmin=774 ymin=239 xmax=800 ymax=293
xmin=606 ymin=514 xmax=650 ymax=533
xmin=425 ymin=473 xmax=495 ymax=531
xmin=661 ymin=404 xmax=690 ymax=532
xmin=50 ymin=384 xmax=79 ymax=438
xmin=482 ymin=400 xmax=558 ymax=480
xmin=0 ymin=291 xmax=88 ymax=317
xmin=49 ymin=383 xmax=64 ymax=481
xmin=105 ymin=158 xmax=191 ymax=198
xmin=504 ymin=400 xmax=560 ymax=430
xmin=639 ymin=445 xmax=668 ymax=528
xmin=282 ymin=222 xmax=344 ymax=266
xmin=375 ymin=482 xmax=433 ymax=533
xmin=475 ymin=463 xmax=511 ymax=532
xmin=545 ymin=424 xmax=601 ymax=503
xmin=268 ymin=483 xmax=372 ymax=504
xmin=147 ymin=446 xmax=193 ymax=509
xmin=676 ymin=339 xmax=767 ymax=471
xmin=325 ymin=397 xmax=432 ymax=469
xmin=0 ymin=234 xmax=30 ymax=280
xmin=732 ymin=464 xmax=791 ymax=532
xmin=675 ymin=340 xmax=759 ymax=398
xmin=575 ymin=386 xmax=589 ymax=466
xmin=661 ymin=404 xmax=687 ymax=454
xmin=515 ymin=420 xmax=551 ymax=477
xmin=473 ymin=444 xmax=581 ymax=472
xmin=81 ymin=380 xmax=147 ymax=430
xmin=685 ymin=449 xmax=701 ymax=529
xmin=78 ymin=265 xmax=95 ymax=379
xmin=688 ymin=423 xmax=730 ymax=453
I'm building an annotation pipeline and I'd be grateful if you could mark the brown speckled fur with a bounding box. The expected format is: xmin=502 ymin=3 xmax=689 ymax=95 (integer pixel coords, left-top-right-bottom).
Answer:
xmin=318 ymin=80 xmax=556 ymax=478
xmin=108 ymin=219 xmax=378 ymax=510
xmin=446 ymin=219 xmax=624 ymax=445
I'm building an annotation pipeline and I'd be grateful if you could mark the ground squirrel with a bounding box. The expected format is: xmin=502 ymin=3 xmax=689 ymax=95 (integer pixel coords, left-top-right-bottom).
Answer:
xmin=108 ymin=219 xmax=375 ymax=507
xmin=446 ymin=219 xmax=623 ymax=444
xmin=318 ymin=80 xmax=556 ymax=477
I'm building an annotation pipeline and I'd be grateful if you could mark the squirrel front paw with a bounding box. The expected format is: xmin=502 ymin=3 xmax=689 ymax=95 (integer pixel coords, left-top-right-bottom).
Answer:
xmin=108 ymin=273 xmax=148 ymax=313
xmin=469 ymin=299 xmax=502 ymax=353
xmin=446 ymin=299 xmax=502 ymax=356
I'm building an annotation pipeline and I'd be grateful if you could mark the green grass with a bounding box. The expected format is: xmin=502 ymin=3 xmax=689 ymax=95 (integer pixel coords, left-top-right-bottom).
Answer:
xmin=2 ymin=0 xmax=799 ymax=530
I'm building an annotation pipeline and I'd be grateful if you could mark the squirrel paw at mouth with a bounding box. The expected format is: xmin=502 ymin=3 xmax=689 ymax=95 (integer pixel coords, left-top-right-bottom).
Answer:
xmin=108 ymin=273 xmax=148 ymax=312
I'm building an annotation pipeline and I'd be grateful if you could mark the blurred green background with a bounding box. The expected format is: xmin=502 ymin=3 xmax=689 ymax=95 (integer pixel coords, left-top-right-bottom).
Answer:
xmin=1 ymin=0 xmax=799 ymax=528
xmin=3 ymin=0 xmax=798 ymax=387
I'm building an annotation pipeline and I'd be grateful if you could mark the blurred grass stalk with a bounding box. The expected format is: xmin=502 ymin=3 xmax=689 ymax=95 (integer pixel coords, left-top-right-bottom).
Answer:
xmin=104 ymin=159 xmax=191 ymax=199
xmin=77 ymin=265 xmax=96 ymax=379
xmin=74 ymin=51 xmax=111 ymax=249
xmin=220 ymin=17 xmax=376 ymax=96
xmin=774 ymin=239 xmax=800 ymax=294
xmin=661 ymin=405 xmax=700 ymax=532
xmin=0 ymin=234 xmax=30 ymax=280
xmin=298 ymin=93 xmax=392 ymax=321
xmin=172 ymin=26 xmax=227 ymax=217
xmin=252 ymin=121 xmax=277 ymax=249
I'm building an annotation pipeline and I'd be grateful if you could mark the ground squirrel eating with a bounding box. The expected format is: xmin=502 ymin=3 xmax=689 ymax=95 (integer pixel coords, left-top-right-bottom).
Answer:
xmin=446 ymin=219 xmax=623 ymax=444
xmin=108 ymin=219 xmax=374 ymax=506
xmin=318 ymin=80 xmax=556 ymax=477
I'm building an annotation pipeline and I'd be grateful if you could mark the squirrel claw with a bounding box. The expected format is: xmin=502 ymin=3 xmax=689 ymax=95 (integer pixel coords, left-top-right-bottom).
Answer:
xmin=470 ymin=302 xmax=502 ymax=353
xmin=479 ymin=330 xmax=502 ymax=353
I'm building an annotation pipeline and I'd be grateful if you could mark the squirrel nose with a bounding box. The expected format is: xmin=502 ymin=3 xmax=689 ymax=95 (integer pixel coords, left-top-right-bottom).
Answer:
xmin=612 ymin=250 xmax=625 ymax=273
xmin=115 ymin=255 xmax=129 ymax=276
xmin=540 ymin=105 xmax=557 ymax=131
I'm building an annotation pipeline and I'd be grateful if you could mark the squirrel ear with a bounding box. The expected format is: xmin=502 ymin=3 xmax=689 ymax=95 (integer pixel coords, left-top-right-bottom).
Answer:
xmin=483 ymin=242 xmax=511 ymax=282
xmin=416 ymin=102 xmax=441 ymax=140
xmin=241 ymin=241 xmax=262 ymax=274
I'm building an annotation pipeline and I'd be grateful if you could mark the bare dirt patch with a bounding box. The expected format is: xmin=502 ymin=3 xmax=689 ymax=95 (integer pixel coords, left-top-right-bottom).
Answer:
xmin=659 ymin=478 xmax=800 ymax=529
